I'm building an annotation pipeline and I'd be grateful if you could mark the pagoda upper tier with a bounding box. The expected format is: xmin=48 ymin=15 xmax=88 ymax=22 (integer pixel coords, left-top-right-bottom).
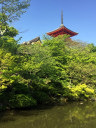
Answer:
xmin=47 ymin=25 xmax=78 ymax=37
xmin=47 ymin=11 xmax=78 ymax=37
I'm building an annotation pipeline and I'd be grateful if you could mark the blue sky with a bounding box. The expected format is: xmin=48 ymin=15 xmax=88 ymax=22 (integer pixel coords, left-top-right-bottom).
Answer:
xmin=13 ymin=0 xmax=96 ymax=45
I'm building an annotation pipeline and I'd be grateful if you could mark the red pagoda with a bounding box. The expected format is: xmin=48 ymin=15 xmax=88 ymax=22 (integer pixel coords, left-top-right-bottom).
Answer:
xmin=47 ymin=11 xmax=78 ymax=37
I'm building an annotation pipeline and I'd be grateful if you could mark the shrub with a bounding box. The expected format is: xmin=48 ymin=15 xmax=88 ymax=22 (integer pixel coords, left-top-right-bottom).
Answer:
xmin=9 ymin=94 xmax=37 ymax=108
xmin=68 ymin=84 xmax=95 ymax=100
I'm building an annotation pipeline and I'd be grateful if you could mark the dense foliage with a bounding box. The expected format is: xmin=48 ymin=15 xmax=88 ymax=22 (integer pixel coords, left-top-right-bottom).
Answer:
xmin=0 ymin=29 xmax=96 ymax=110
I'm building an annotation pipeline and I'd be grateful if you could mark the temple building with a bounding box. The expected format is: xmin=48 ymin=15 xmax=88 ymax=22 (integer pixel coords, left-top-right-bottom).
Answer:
xmin=22 ymin=37 xmax=41 ymax=45
xmin=47 ymin=11 xmax=78 ymax=37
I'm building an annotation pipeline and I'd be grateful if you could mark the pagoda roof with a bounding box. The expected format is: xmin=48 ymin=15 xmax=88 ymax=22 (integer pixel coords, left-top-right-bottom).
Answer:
xmin=47 ymin=26 xmax=78 ymax=37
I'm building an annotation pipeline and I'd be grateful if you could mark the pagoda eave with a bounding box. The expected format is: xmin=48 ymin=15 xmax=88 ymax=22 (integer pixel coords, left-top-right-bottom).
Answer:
xmin=47 ymin=26 xmax=78 ymax=37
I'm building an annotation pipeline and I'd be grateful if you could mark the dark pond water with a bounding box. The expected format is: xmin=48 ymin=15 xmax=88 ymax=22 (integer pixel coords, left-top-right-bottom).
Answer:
xmin=0 ymin=101 xmax=96 ymax=128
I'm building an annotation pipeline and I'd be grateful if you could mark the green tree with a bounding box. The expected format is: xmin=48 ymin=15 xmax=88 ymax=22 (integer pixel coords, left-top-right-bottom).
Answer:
xmin=0 ymin=0 xmax=30 ymax=22
xmin=0 ymin=0 xmax=30 ymax=36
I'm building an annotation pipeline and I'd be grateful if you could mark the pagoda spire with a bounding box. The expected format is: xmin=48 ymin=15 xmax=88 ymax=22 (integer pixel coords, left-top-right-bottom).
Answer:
xmin=60 ymin=10 xmax=64 ymax=27
xmin=61 ymin=10 xmax=63 ymax=24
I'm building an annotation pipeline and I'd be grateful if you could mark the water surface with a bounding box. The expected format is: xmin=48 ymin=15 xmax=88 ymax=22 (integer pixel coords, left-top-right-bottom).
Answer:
xmin=0 ymin=102 xmax=96 ymax=128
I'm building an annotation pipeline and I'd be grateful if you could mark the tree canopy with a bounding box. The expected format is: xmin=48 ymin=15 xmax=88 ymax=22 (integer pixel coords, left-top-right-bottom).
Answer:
xmin=0 ymin=34 xmax=96 ymax=110
xmin=0 ymin=0 xmax=30 ymax=37
xmin=0 ymin=0 xmax=30 ymax=23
